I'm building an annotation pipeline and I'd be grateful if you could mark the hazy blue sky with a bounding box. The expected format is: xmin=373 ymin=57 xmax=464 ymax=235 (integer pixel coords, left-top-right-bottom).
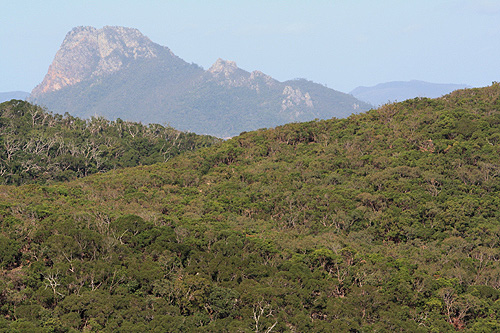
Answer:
xmin=1 ymin=0 xmax=499 ymax=93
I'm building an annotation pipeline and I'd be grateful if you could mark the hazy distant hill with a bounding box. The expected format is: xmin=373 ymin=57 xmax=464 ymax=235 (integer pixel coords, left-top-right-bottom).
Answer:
xmin=30 ymin=26 xmax=371 ymax=137
xmin=0 ymin=91 xmax=29 ymax=103
xmin=350 ymin=80 xmax=469 ymax=106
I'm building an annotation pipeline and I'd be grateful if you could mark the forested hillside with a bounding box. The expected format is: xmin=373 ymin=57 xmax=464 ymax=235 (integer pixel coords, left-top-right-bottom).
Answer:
xmin=0 ymin=100 xmax=220 ymax=185
xmin=1 ymin=84 xmax=500 ymax=331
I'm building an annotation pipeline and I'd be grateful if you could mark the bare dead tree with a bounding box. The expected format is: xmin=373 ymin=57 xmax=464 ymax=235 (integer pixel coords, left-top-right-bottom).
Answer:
xmin=252 ymin=300 xmax=278 ymax=333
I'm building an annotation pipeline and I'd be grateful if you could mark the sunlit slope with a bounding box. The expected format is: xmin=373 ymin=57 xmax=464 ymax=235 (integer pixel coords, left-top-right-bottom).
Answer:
xmin=1 ymin=84 xmax=500 ymax=331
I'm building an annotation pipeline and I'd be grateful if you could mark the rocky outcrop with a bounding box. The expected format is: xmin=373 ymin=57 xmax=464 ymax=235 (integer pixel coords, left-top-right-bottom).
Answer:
xmin=208 ymin=58 xmax=239 ymax=77
xmin=207 ymin=58 xmax=278 ymax=92
xmin=30 ymin=26 xmax=372 ymax=137
xmin=281 ymin=86 xmax=314 ymax=112
xmin=207 ymin=58 xmax=249 ymax=87
xmin=31 ymin=26 xmax=172 ymax=98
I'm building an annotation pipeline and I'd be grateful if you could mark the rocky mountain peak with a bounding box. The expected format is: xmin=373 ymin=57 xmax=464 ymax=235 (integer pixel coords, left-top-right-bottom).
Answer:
xmin=206 ymin=58 xmax=251 ymax=88
xmin=29 ymin=26 xmax=373 ymax=137
xmin=208 ymin=58 xmax=238 ymax=74
xmin=31 ymin=26 xmax=170 ymax=98
xmin=207 ymin=59 xmax=279 ymax=91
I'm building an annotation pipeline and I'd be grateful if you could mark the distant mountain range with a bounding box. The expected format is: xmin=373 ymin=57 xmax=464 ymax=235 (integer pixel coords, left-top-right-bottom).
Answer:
xmin=350 ymin=80 xmax=470 ymax=106
xmin=30 ymin=26 xmax=371 ymax=137
xmin=0 ymin=91 xmax=29 ymax=103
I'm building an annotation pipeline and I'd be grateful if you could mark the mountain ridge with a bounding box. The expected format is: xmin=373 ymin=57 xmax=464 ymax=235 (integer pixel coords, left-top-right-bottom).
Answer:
xmin=0 ymin=91 xmax=30 ymax=103
xmin=30 ymin=26 xmax=372 ymax=137
xmin=350 ymin=80 xmax=470 ymax=106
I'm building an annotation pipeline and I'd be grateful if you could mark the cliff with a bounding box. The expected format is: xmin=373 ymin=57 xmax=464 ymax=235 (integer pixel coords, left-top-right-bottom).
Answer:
xmin=31 ymin=26 xmax=372 ymax=137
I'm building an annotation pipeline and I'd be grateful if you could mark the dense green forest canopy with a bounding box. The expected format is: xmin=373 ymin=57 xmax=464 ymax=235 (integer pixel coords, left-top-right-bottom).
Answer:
xmin=0 ymin=100 xmax=221 ymax=185
xmin=1 ymin=84 xmax=500 ymax=331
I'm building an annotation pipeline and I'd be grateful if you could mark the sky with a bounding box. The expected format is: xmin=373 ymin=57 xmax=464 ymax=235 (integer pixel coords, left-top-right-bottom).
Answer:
xmin=1 ymin=0 xmax=499 ymax=94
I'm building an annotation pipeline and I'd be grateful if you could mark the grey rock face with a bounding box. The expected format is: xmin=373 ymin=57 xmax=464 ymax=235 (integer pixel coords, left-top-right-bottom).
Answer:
xmin=31 ymin=26 xmax=173 ymax=98
xmin=30 ymin=26 xmax=372 ymax=137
